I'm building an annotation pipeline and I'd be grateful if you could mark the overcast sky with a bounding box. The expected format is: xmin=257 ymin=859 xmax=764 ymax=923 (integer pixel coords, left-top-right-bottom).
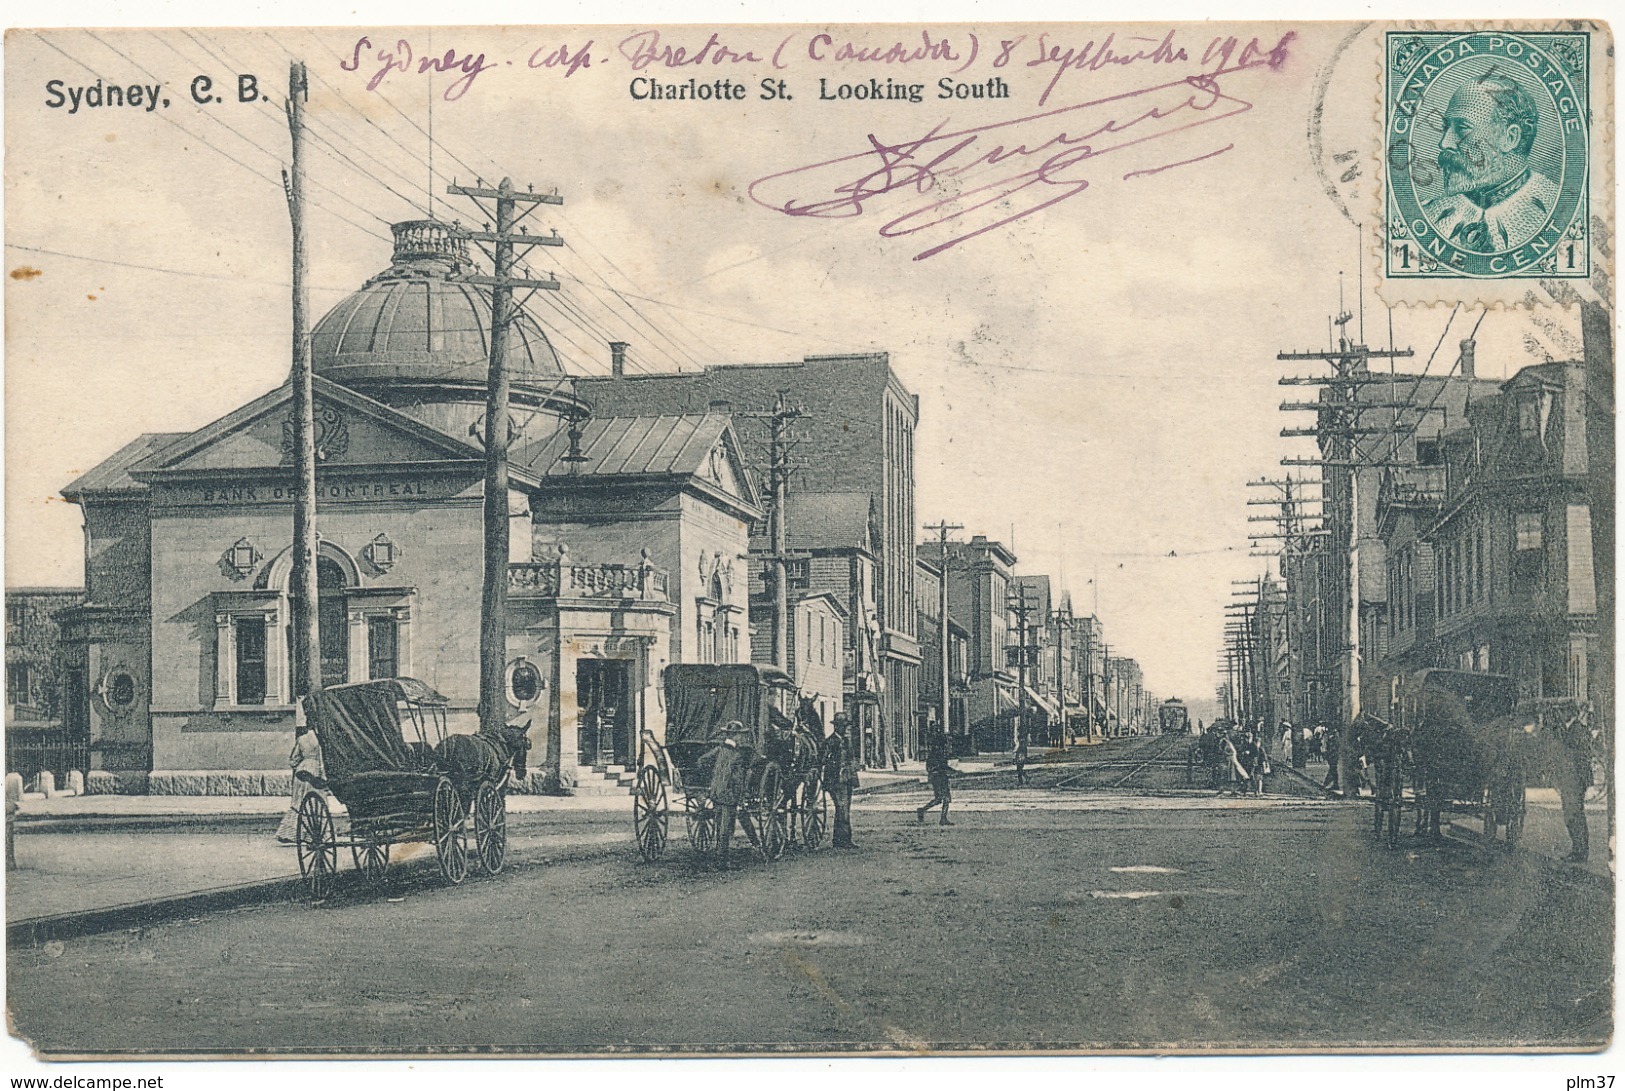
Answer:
xmin=4 ymin=21 xmax=1589 ymax=709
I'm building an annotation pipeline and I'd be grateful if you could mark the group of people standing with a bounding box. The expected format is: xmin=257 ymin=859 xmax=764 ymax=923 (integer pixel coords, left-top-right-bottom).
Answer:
xmin=1276 ymin=720 xmax=1344 ymax=792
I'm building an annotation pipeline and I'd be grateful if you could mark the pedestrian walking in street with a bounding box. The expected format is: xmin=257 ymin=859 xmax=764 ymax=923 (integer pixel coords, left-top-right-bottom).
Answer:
xmin=275 ymin=711 xmax=326 ymax=844
xmin=1014 ymin=736 xmax=1029 ymax=787
xmin=823 ymin=714 xmax=859 ymax=849
xmin=917 ymin=730 xmax=954 ymax=825
xmin=1279 ymin=720 xmax=1294 ymax=765
xmin=1321 ymin=726 xmax=1341 ymax=793
xmin=1549 ymin=702 xmax=1593 ymax=863
xmin=700 ymin=721 xmax=754 ymax=870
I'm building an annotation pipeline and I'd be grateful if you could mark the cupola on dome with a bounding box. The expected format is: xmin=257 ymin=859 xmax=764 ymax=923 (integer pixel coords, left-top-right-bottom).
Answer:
xmin=311 ymin=220 xmax=567 ymax=398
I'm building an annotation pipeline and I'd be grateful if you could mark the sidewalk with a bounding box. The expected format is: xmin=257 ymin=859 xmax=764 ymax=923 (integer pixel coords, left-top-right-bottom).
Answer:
xmin=5 ymin=792 xmax=634 ymax=941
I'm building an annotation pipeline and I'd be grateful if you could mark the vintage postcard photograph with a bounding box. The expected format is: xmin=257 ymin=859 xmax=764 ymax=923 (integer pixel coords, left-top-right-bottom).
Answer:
xmin=0 ymin=10 xmax=1614 ymax=1063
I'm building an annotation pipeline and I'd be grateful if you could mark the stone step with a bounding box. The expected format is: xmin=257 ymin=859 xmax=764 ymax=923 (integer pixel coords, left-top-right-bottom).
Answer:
xmin=573 ymin=765 xmax=635 ymax=797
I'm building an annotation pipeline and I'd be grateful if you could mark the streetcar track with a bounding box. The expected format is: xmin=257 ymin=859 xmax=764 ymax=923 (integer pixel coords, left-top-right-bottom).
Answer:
xmin=1051 ymin=736 xmax=1193 ymax=790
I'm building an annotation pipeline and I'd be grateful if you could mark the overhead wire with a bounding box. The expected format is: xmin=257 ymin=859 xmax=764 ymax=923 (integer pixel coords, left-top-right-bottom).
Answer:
xmin=85 ymin=30 xmax=394 ymax=235
xmin=31 ymin=33 xmax=390 ymax=249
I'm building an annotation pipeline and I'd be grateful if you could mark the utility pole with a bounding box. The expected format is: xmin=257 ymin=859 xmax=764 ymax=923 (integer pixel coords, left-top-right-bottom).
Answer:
xmin=1007 ymin=584 xmax=1038 ymax=750
xmin=1277 ymin=302 xmax=1411 ymax=747
xmin=446 ymin=177 xmax=564 ymax=734
xmin=768 ymin=393 xmax=803 ymax=670
xmin=924 ymin=521 xmax=963 ymax=743
xmin=743 ymin=394 xmax=810 ymax=672
xmin=283 ymin=61 xmax=321 ymax=700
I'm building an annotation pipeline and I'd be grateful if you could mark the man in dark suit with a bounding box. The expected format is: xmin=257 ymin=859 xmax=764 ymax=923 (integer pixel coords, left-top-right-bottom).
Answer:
xmin=700 ymin=721 xmax=752 ymax=870
xmin=823 ymin=715 xmax=859 ymax=848
xmin=1549 ymin=703 xmax=1594 ymax=863
xmin=916 ymin=730 xmax=954 ymax=825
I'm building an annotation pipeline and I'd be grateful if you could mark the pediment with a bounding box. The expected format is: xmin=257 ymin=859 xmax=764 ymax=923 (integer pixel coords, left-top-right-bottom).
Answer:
xmin=702 ymin=436 xmax=746 ymax=499
xmin=133 ymin=377 xmax=481 ymax=479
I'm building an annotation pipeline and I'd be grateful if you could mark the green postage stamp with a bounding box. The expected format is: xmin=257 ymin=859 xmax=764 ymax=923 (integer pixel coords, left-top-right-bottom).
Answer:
xmin=1386 ymin=30 xmax=1590 ymax=280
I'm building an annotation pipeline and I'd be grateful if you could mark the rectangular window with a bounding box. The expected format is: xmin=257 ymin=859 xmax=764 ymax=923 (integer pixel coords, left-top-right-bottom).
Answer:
xmin=368 ymin=617 xmax=398 ymax=681
xmin=5 ymin=601 xmax=25 ymax=641
xmin=1514 ymin=512 xmax=1544 ymax=551
xmin=1416 ymin=439 xmax=1441 ymax=466
xmin=235 ymin=617 xmax=268 ymax=705
xmin=1518 ymin=397 xmax=1540 ymax=439
xmin=6 ymin=662 xmax=30 ymax=707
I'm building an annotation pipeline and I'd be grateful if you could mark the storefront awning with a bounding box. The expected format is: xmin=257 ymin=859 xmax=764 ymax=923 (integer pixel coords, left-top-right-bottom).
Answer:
xmin=1024 ymin=686 xmax=1060 ymax=721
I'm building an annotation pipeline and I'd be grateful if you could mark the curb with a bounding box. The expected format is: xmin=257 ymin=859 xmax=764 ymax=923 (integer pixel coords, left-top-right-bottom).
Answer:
xmin=1280 ymin=763 xmax=1341 ymax=799
xmin=8 ymin=876 xmax=307 ymax=947
xmin=13 ymin=804 xmax=629 ymax=834
xmin=8 ymin=835 xmax=631 ymax=946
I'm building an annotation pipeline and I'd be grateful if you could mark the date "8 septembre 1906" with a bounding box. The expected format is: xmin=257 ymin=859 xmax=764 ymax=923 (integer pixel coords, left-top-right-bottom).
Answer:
xmin=44 ymin=73 xmax=262 ymax=114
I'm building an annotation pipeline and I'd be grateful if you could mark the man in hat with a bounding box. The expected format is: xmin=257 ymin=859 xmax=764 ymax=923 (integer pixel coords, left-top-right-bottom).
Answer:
xmin=822 ymin=713 xmax=859 ymax=849
xmin=916 ymin=729 xmax=955 ymax=825
xmin=1548 ymin=701 xmax=1594 ymax=863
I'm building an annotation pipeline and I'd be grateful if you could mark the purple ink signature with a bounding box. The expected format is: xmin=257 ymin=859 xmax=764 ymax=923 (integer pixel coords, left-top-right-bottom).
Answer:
xmin=748 ymin=34 xmax=1294 ymax=261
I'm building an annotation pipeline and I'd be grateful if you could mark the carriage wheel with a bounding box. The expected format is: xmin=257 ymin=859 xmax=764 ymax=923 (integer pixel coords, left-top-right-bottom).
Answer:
xmin=432 ymin=777 xmax=468 ymax=886
xmin=752 ymin=763 xmax=784 ymax=863
xmin=801 ymin=771 xmax=829 ymax=850
xmin=295 ymin=792 xmax=338 ymax=901
xmin=634 ymin=766 xmax=669 ymax=863
xmin=473 ymin=781 xmax=507 ymax=875
xmin=350 ymin=835 xmax=390 ymax=884
xmin=686 ymin=797 xmax=718 ymax=854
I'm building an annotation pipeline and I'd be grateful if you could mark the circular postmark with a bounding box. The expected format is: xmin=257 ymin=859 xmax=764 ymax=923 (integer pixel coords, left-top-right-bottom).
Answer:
xmin=1386 ymin=31 xmax=1589 ymax=279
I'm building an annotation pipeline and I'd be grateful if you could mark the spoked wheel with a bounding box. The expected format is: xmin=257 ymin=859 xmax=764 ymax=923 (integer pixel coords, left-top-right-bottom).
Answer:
xmin=634 ymin=766 xmax=669 ymax=863
xmin=431 ymin=777 xmax=468 ymax=886
xmin=349 ymin=834 xmax=390 ymax=884
xmin=295 ymin=792 xmax=338 ymax=901
xmin=800 ymin=771 xmax=829 ymax=850
xmin=751 ymin=763 xmax=784 ymax=863
xmin=473 ymin=781 xmax=507 ymax=875
xmin=685 ymin=798 xmax=717 ymax=854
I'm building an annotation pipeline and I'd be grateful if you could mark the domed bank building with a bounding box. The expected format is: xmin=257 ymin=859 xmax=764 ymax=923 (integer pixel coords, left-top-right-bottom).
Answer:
xmin=58 ymin=221 xmax=762 ymax=794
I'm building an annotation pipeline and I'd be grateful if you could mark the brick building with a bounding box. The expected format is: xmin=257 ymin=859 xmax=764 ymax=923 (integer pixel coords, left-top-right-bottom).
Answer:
xmin=576 ymin=353 xmax=922 ymax=762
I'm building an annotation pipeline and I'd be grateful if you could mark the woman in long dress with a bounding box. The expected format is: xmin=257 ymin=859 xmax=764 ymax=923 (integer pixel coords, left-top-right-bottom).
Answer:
xmin=274 ymin=715 xmax=326 ymax=843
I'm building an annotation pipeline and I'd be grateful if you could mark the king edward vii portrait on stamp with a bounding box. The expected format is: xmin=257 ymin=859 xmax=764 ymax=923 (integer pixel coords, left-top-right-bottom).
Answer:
xmin=1386 ymin=31 xmax=1590 ymax=280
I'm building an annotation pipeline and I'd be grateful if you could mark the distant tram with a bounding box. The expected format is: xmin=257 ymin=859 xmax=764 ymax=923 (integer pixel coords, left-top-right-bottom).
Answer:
xmin=1158 ymin=698 xmax=1191 ymax=735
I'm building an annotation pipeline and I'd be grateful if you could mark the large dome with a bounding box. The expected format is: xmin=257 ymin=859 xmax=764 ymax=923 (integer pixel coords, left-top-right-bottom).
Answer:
xmin=312 ymin=220 xmax=567 ymax=399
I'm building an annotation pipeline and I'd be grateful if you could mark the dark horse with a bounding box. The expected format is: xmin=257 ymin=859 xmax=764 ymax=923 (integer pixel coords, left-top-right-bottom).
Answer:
xmin=435 ymin=725 xmax=532 ymax=807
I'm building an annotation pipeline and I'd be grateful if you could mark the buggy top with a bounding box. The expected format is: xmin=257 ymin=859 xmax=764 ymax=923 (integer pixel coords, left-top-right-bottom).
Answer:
xmin=1400 ymin=669 xmax=1518 ymax=733
xmin=662 ymin=663 xmax=796 ymax=752
xmin=300 ymin=677 xmax=449 ymax=790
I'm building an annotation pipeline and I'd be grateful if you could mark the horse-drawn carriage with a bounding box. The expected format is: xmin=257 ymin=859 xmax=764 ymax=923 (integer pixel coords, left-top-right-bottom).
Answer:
xmin=633 ymin=664 xmax=828 ymax=864
xmin=291 ymin=678 xmax=526 ymax=898
xmin=1363 ymin=669 xmax=1530 ymax=849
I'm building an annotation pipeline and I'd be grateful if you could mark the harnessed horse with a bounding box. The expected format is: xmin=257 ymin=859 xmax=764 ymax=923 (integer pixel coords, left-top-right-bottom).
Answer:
xmin=435 ymin=725 xmax=532 ymax=807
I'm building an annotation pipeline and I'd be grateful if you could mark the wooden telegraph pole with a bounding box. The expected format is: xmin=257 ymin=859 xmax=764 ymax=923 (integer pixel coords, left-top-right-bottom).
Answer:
xmin=446 ymin=178 xmax=564 ymax=733
xmin=924 ymin=521 xmax=962 ymax=743
xmin=283 ymin=62 xmax=321 ymax=699
xmin=744 ymin=394 xmax=809 ymax=670
xmin=1007 ymin=584 xmax=1038 ymax=750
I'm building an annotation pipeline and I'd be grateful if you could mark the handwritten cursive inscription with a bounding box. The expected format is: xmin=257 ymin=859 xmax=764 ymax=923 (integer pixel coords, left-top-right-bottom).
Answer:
xmin=339 ymin=36 xmax=495 ymax=100
xmin=748 ymin=34 xmax=1294 ymax=261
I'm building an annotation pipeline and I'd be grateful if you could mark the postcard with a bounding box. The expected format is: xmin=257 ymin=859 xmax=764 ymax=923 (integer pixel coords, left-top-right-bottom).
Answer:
xmin=3 ymin=19 xmax=1613 ymax=1059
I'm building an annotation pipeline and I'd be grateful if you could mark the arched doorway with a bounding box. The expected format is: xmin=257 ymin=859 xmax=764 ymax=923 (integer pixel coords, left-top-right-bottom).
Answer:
xmin=317 ymin=556 xmax=349 ymax=687
xmin=289 ymin=555 xmax=351 ymax=694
